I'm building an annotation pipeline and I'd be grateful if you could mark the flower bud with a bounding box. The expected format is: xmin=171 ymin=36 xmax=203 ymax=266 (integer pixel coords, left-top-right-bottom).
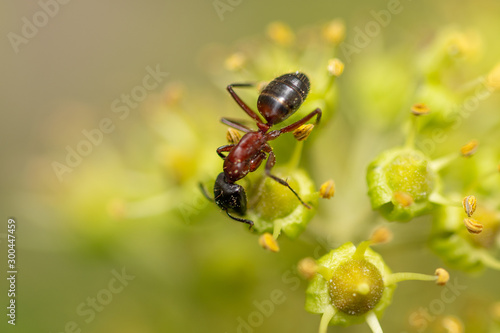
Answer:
xmin=245 ymin=167 xmax=318 ymax=239
xmin=306 ymin=241 xmax=448 ymax=331
xmin=367 ymin=147 xmax=439 ymax=222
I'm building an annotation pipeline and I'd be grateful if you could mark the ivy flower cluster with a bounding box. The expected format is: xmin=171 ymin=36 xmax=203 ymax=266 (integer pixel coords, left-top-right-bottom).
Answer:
xmin=202 ymin=20 xmax=500 ymax=332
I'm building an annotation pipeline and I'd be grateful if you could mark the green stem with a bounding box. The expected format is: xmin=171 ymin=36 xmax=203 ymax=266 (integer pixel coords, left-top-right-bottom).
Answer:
xmin=353 ymin=241 xmax=371 ymax=260
xmin=319 ymin=305 xmax=336 ymax=333
xmin=428 ymin=192 xmax=460 ymax=207
xmin=287 ymin=141 xmax=304 ymax=170
xmin=273 ymin=221 xmax=283 ymax=239
xmin=366 ymin=311 xmax=383 ymax=333
xmin=430 ymin=153 xmax=459 ymax=171
xmin=384 ymin=272 xmax=437 ymax=286
xmin=323 ymin=74 xmax=337 ymax=96
xmin=477 ymin=250 xmax=500 ymax=270
xmin=405 ymin=116 xmax=418 ymax=149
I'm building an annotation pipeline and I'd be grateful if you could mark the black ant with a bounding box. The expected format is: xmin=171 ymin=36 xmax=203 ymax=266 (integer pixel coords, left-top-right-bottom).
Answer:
xmin=201 ymin=72 xmax=322 ymax=227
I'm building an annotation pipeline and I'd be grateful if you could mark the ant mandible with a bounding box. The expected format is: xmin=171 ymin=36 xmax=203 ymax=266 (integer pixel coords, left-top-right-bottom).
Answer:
xmin=202 ymin=72 xmax=322 ymax=227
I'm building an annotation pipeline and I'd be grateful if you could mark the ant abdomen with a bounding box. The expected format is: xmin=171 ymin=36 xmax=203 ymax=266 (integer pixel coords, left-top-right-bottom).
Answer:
xmin=257 ymin=72 xmax=310 ymax=125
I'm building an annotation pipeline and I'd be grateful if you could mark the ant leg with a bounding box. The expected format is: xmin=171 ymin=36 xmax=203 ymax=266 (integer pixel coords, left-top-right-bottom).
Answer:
xmin=227 ymin=83 xmax=265 ymax=124
xmin=221 ymin=118 xmax=252 ymax=133
xmin=199 ymin=183 xmax=214 ymax=202
xmin=217 ymin=145 xmax=234 ymax=159
xmin=225 ymin=210 xmax=254 ymax=228
xmin=247 ymin=151 xmax=266 ymax=172
xmin=266 ymin=108 xmax=322 ymax=141
xmin=263 ymin=148 xmax=311 ymax=209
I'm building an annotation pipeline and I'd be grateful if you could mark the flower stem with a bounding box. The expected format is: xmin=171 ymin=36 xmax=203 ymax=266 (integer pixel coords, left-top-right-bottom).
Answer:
xmin=319 ymin=305 xmax=336 ymax=333
xmin=366 ymin=311 xmax=384 ymax=333
xmin=477 ymin=249 xmax=500 ymax=270
xmin=405 ymin=116 xmax=418 ymax=149
xmin=430 ymin=153 xmax=459 ymax=171
xmin=287 ymin=140 xmax=304 ymax=171
xmin=384 ymin=272 xmax=437 ymax=286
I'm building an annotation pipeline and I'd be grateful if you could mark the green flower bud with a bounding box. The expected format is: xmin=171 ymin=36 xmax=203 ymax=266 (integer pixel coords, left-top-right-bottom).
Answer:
xmin=245 ymin=167 xmax=318 ymax=239
xmin=367 ymin=147 xmax=440 ymax=222
xmin=413 ymin=83 xmax=459 ymax=129
xmin=305 ymin=242 xmax=394 ymax=327
xmin=305 ymin=241 xmax=447 ymax=332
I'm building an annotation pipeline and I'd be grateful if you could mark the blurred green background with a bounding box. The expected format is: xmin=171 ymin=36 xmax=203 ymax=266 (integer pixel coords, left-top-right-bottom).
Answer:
xmin=1 ymin=0 xmax=499 ymax=332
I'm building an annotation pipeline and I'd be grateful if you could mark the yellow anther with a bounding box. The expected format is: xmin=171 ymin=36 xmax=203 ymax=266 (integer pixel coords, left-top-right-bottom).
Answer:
xmin=434 ymin=268 xmax=450 ymax=286
xmin=224 ymin=52 xmax=246 ymax=71
xmin=322 ymin=19 xmax=345 ymax=44
xmin=462 ymin=195 xmax=477 ymax=217
xmin=293 ymin=124 xmax=315 ymax=141
xmin=258 ymin=232 xmax=280 ymax=252
xmin=298 ymin=257 xmax=317 ymax=280
xmin=460 ymin=139 xmax=479 ymax=157
xmin=163 ymin=83 xmax=185 ymax=106
xmin=370 ymin=226 xmax=393 ymax=245
xmin=327 ymin=58 xmax=345 ymax=77
xmin=319 ymin=179 xmax=335 ymax=199
xmin=441 ymin=315 xmax=464 ymax=333
xmin=463 ymin=217 xmax=483 ymax=234
xmin=267 ymin=22 xmax=295 ymax=46
xmin=226 ymin=128 xmax=242 ymax=144
xmin=393 ymin=191 xmax=414 ymax=207
xmin=410 ymin=103 xmax=430 ymax=116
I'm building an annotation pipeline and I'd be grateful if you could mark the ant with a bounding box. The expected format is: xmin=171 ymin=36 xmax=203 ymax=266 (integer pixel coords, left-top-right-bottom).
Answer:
xmin=201 ymin=72 xmax=322 ymax=227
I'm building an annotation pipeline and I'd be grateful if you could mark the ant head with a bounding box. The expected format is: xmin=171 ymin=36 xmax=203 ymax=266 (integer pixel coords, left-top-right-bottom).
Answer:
xmin=257 ymin=72 xmax=310 ymax=125
xmin=214 ymin=172 xmax=247 ymax=216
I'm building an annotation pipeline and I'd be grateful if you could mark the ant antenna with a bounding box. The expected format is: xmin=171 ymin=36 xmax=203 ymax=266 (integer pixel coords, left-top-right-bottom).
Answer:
xmin=199 ymin=183 xmax=214 ymax=202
